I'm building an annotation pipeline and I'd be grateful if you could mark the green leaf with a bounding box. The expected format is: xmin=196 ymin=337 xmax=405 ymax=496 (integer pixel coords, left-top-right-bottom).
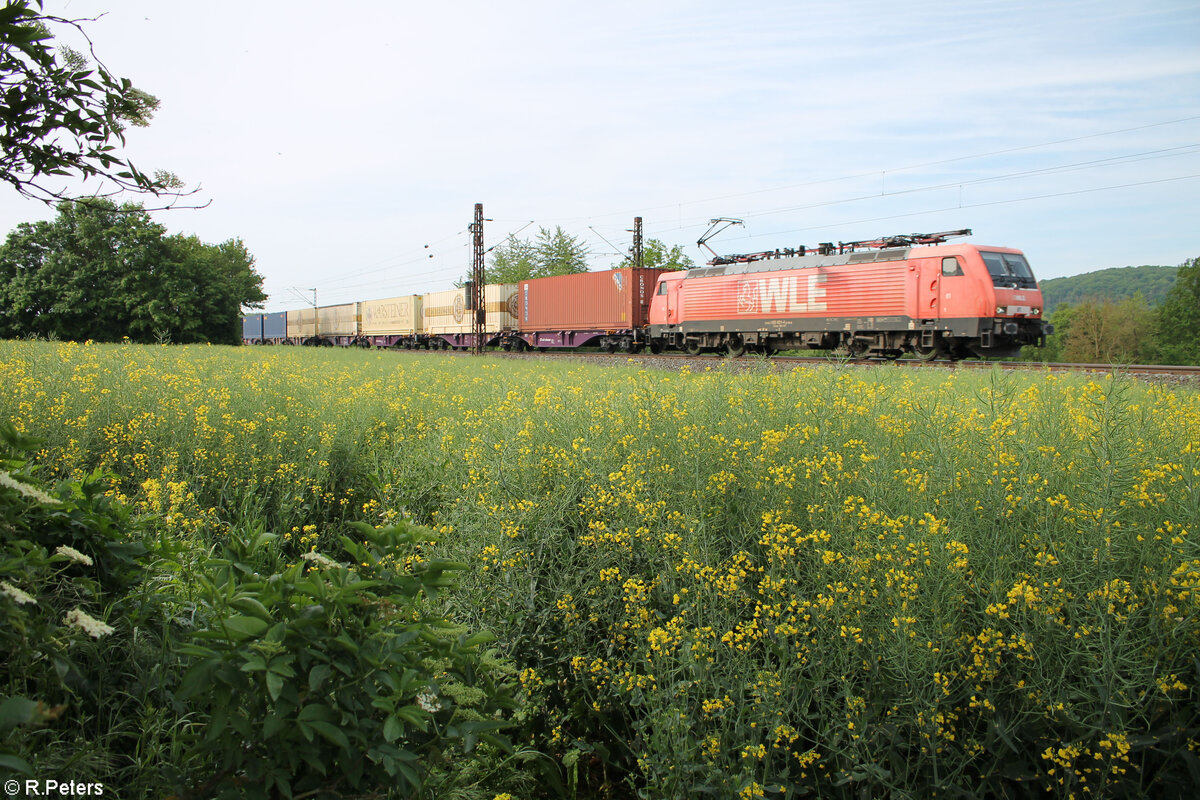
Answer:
xmin=222 ymin=614 xmax=269 ymax=640
xmin=309 ymin=720 xmax=351 ymax=752
xmin=263 ymin=712 xmax=287 ymax=740
xmin=383 ymin=715 xmax=403 ymax=742
xmin=176 ymin=659 xmax=219 ymax=700
xmin=266 ymin=670 xmax=284 ymax=701
xmin=460 ymin=631 xmax=497 ymax=648
xmin=308 ymin=664 xmax=332 ymax=693
xmin=231 ymin=596 xmax=272 ymax=620
xmin=396 ymin=760 xmax=421 ymax=790
xmin=394 ymin=705 xmax=428 ymax=731
xmin=0 ymin=696 xmax=39 ymax=735
xmin=297 ymin=704 xmax=337 ymax=723
xmin=0 ymin=753 xmax=33 ymax=776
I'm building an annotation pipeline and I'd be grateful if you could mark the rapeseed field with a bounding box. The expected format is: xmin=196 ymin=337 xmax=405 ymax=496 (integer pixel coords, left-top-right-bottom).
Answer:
xmin=1 ymin=339 xmax=1197 ymax=799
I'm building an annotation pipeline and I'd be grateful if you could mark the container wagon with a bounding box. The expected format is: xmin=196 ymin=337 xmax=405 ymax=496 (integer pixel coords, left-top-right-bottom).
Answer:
xmin=505 ymin=268 xmax=670 ymax=352
xmin=359 ymin=295 xmax=424 ymax=348
xmin=241 ymin=311 xmax=288 ymax=345
xmin=422 ymin=284 xmax=518 ymax=349
xmin=287 ymin=303 xmax=362 ymax=346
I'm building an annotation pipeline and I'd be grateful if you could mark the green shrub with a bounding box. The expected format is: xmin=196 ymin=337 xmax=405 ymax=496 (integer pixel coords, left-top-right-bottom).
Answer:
xmin=0 ymin=425 xmax=171 ymax=785
xmin=175 ymin=520 xmax=523 ymax=799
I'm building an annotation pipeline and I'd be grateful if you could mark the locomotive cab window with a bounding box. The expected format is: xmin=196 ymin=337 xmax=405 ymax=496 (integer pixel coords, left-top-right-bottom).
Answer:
xmin=981 ymin=251 xmax=1037 ymax=289
xmin=941 ymin=257 xmax=963 ymax=276
xmin=657 ymin=282 xmax=669 ymax=295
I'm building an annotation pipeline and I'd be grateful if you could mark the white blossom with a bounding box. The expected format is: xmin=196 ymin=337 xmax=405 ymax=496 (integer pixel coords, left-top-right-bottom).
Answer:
xmin=64 ymin=608 xmax=115 ymax=639
xmin=416 ymin=687 xmax=440 ymax=714
xmin=0 ymin=470 xmax=60 ymax=505
xmin=55 ymin=545 xmax=93 ymax=566
xmin=1 ymin=581 xmax=36 ymax=605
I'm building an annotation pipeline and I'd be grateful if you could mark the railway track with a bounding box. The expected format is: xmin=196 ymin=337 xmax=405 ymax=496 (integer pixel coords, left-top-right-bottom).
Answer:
xmin=467 ymin=347 xmax=1200 ymax=385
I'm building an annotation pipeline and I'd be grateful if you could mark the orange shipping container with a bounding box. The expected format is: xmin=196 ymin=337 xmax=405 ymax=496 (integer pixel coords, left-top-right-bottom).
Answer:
xmin=517 ymin=268 xmax=669 ymax=332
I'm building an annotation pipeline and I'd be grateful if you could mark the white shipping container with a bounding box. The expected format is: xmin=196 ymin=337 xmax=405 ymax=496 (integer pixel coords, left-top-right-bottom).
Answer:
xmin=423 ymin=284 xmax=518 ymax=335
xmin=360 ymin=295 xmax=424 ymax=336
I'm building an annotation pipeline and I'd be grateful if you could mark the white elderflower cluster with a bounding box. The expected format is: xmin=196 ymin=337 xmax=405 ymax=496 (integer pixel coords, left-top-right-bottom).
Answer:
xmin=1 ymin=580 xmax=36 ymax=605
xmin=64 ymin=608 xmax=115 ymax=639
xmin=55 ymin=545 xmax=94 ymax=566
xmin=416 ymin=687 xmax=441 ymax=714
xmin=0 ymin=470 xmax=60 ymax=505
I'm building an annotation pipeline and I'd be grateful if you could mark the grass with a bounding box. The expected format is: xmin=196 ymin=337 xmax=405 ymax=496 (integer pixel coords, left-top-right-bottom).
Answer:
xmin=1 ymin=339 xmax=1198 ymax=798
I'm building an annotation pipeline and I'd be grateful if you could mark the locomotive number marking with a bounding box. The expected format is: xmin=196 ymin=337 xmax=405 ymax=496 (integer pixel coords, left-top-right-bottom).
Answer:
xmin=737 ymin=274 xmax=827 ymax=314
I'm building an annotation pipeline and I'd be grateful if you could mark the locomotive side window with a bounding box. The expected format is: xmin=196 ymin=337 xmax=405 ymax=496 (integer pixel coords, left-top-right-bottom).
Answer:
xmin=657 ymin=282 xmax=668 ymax=295
xmin=942 ymin=257 xmax=963 ymax=276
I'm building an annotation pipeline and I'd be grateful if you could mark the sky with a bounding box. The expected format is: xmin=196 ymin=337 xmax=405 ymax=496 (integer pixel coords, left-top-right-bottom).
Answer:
xmin=3 ymin=0 xmax=1198 ymax=311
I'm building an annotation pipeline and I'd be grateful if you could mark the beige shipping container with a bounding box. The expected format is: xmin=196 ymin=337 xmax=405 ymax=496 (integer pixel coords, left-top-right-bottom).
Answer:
xmin=286 ymin=303 xmax=359 ymax=339
xmin=359 ymin=295 xmax=424 ymax=336
xmin=423 ymin=284 xmax=518 ymax=335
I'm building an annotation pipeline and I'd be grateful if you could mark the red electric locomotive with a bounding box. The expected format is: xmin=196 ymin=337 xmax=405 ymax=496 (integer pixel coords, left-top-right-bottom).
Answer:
xmin=647 ymin=228 xmax=1050 ymax=359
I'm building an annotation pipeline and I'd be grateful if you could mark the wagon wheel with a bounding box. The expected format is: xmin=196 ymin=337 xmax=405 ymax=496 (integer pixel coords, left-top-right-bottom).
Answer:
xmin=725 ymin=335 xmax=746 ymax=358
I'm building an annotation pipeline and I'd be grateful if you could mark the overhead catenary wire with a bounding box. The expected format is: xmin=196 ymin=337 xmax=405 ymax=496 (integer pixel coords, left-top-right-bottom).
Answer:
xmin=263 ymin=114 xmax=1199 ymax=309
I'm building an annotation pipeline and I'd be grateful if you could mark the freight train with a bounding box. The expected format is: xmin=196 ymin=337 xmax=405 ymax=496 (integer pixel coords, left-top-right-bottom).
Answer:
xmin=241 ymin=230 xmax=1051 ymax=360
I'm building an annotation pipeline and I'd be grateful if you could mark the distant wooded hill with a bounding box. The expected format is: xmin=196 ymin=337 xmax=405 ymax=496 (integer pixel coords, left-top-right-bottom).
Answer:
xmin=1038 ymin=265 xmax=1178 ymax=312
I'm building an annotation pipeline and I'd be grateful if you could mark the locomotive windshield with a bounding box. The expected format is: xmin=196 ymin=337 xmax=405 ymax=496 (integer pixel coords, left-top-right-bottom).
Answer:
xmin=981 ymin=251 xmax=1037 ymax=289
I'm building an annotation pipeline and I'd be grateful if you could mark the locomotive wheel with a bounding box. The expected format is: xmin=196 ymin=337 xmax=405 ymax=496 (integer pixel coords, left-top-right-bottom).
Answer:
xmin=684 ymin=341 xmax=703 ymax=356
xmin=912 ymin=343 xmax=944 ymax=361
xmin=649 ymin=340 xmax=664 ymax=355
xmin=725 ymin=335 xmax=746 ymax=358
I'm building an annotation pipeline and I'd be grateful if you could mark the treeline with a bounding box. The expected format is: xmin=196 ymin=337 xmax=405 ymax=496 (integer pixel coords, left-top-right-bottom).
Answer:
xmin=1038 ymin=265 xmax=1179 ymax=313
xmin=477 ymin=226 xmax=694 ymax=284
xmin=1022 ymin=256 xmax=1200 ymax=365
xmin=0 ymin=200 xmax=266 ymax=345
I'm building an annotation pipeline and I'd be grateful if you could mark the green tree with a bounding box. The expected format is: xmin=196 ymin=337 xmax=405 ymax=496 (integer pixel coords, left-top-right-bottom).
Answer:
xmin=615 ymin=237 xmax=695 ymax=271
xmin=1 ymin=1 xmax=185 ymax=203
xmin=1155 ymin=256 xmax=1200 ymax=365
xmin=156 ymin=235 xmax=266 ymax=345
xmin=484 ymin=225 xmax=590 ymax=283
xmin=1056 ymin=295 xmax=1157 ymax=364
xmin=485 ymin=233 xmax=538 ymax=283
xmin=531 ymin=224 xmax=589 ymax=276
xmin=0 ymin=199 xmax=265 ymax=343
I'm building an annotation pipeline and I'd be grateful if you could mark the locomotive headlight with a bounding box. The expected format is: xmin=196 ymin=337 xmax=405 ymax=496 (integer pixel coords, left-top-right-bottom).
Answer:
xmin=996 ymin=306 xmax=1005 ymax=315
xmin=1033 ymin=307 xmax=1041 ymax=315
